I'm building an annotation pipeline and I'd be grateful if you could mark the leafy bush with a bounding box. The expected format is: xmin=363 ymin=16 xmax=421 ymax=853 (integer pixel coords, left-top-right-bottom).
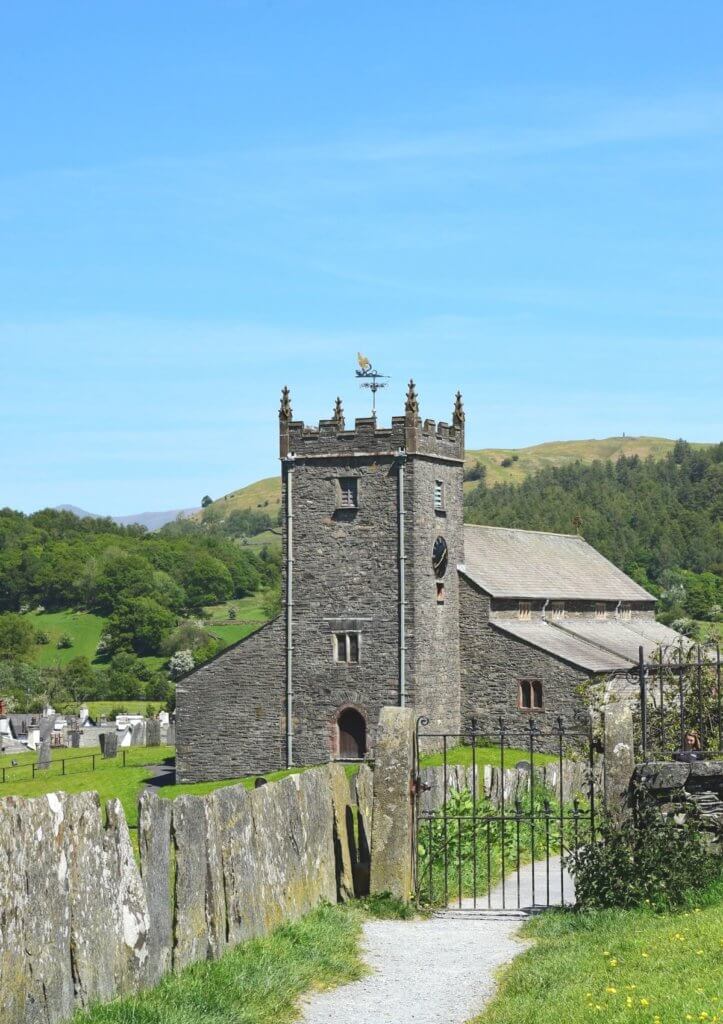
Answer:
xmin=56 ymin=632 xmax=73 ymax=649
xmin=168 ymin=649 xmax=195 ymax=680
xmin=567 ymin=788 xmax=721 ymax=910
xmin=0 ymin=612 xmax=36 ymax=660
xmin=501 ymin=457 xmax=513 ymax=467
xmin=34 ymin=629 xmax=50 ymax=645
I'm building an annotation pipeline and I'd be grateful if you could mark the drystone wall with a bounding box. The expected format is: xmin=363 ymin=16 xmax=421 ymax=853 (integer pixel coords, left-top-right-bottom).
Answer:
xmin=417 ymin=758 xmax=597 ymax=816
xmin=0 ymin=763 xmax=364 ymax=1024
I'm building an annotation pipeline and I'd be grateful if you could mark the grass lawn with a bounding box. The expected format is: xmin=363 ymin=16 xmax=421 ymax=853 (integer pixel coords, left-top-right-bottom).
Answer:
xmin=72 ymin=902 xmax=366 ymax=1024
xmin=27 ymin=609 xmax=107 ymax=666
xmin=420 ymin=743 xmax=557 ymax=770
xmin=473 ymin=886 xmax=723 ymax=1024
xmin=0 ymin=745 xmax=174 ymax=827
xmin=84 ymin=700 xmax=160 ymax=720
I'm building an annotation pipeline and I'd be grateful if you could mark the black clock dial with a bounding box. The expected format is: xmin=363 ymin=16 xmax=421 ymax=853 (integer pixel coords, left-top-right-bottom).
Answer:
xmin=432 ymin=536 xmax=449 ymax=578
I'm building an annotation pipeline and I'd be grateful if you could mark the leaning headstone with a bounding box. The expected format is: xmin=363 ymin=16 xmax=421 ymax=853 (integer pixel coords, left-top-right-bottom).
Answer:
xmin=99 ymin=731 xmax=118 ymax=759
xmin=145 ymin=719 xmax=161 ymax=747
xmin=36 ymin=737 xmax=51 ymax=770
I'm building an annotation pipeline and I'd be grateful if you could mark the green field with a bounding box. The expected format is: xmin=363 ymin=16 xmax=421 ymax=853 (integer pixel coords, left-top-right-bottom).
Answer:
xmin=27 ymin=609 xmax=107 ymax=666
xmin=83 ymin=700 xmax=160 ymax=720
xmin=200 ymin=437 xmax=704 ymax=519
xmin=204 ymin=593 xmax=269 ymax=645
xmin=0 ymin=745 xmax=174 ymax=827
xmin=474 ymin=886 xmax=723 ymax=1024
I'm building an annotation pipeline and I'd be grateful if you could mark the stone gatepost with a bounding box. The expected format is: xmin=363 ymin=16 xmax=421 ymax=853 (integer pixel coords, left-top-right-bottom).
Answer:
xmin=603 ymin=704 xmax=635 ymax=822
xmin=369 ymin=706 xmax=416 ymax=900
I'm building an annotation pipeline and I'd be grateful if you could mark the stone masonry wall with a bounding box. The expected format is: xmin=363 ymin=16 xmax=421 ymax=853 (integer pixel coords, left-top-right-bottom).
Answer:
xmin=0 ymin=764 xmax=363 ymax=1024
xmin=406 ymin=456 xmax=463 ymax=736
xmin=459 ymin=574 xmax=590 ymax=749
xmin=285 ymin=454 xmax=401 ymax=767
xmin=175 ymin=618 xmax=285 ymax=782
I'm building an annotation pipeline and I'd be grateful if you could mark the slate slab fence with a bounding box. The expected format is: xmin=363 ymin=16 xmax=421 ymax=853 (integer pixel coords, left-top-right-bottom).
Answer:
xmin=0 ymin=763 xmax=369 ymax=1024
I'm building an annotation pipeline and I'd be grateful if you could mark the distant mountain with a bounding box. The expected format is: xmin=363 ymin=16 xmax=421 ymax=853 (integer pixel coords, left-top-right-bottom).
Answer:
xmin=54 ymin=505 xmax=199 ymax=531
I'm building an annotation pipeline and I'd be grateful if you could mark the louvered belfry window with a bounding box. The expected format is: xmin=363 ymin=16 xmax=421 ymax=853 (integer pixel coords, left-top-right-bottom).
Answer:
xmin=338 ymin=478 xmax=358 ymax=509
xmin=434 ymin=480 xmax=445 ymax=510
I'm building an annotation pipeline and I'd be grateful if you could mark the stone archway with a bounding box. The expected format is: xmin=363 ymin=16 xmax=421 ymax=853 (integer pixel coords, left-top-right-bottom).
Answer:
xmin=337 ymin=706 xmax=367 ymax=759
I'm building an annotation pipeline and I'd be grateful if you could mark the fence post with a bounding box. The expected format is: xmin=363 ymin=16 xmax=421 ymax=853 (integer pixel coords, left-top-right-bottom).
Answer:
xmin=603 ymin=704 xmax=635 ymax=823
xmin=369 ymin=706 xmax=416 ymax=900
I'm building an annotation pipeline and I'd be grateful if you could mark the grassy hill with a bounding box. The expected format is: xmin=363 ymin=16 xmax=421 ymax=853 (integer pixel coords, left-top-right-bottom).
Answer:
xmin=199 ymin=436 xmax=704 ymax=514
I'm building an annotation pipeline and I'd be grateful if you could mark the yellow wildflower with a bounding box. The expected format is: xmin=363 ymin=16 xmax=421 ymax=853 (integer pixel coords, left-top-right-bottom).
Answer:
xmin=606 ymin=987 xmax=617 ymax=994
xmin=640 ymin=998 xmax=649 ymax=1007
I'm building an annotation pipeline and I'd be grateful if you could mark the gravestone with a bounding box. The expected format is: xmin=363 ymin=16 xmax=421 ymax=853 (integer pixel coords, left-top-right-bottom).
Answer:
xmin=99 ymin=731 xmax=118 ymax=759
xmin=68 ymin=730 xmax=81 ymax=749
xmin=146 ymin=719 xmax=161 ymax=747
xmin=165 ymin=723 xmax=175 ymax=746
xmin=36 ymin=738 xmax=51 ymax=770
xmin=131 ymin=721 xmax=146 ymax=746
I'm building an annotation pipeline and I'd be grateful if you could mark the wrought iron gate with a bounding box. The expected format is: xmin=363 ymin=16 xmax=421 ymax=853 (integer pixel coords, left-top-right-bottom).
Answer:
xmin=414 ymin=716 xmax=597 ymax=912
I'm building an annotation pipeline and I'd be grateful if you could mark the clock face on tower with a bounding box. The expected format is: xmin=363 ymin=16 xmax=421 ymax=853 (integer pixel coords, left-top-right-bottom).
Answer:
xmin=432 ymin=536 xmax=449 ymax=578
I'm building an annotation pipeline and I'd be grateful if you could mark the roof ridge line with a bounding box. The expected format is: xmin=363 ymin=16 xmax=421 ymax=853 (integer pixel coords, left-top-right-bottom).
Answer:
xmin=463 ymin=523 xmax=580 ymax=540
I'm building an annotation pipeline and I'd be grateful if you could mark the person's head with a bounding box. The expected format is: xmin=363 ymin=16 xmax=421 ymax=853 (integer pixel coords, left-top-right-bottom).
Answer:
xmin=683 ymin=730 xmax=701 ymax=750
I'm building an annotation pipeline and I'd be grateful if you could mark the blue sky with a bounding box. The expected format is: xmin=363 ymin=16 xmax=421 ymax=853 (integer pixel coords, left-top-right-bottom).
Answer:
xmin=2 ymin=1 xmax=722 ymax=515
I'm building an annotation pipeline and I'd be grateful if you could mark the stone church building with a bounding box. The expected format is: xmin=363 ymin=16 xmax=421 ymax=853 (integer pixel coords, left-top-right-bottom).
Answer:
xmin=176 ymin=384 xmax=682 ymax=782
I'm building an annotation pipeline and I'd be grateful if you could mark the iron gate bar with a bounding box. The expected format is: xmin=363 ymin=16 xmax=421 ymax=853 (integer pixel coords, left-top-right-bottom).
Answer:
xmin=415 ymin=715 xmax=595 ymax=912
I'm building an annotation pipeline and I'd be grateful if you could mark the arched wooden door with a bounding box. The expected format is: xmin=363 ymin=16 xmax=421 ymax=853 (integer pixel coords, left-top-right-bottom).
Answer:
xmin=337 ymin=708 xmax=366 ymax=759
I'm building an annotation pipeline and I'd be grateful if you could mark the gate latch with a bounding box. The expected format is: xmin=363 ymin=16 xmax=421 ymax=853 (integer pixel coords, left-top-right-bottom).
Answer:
xmin=413 ymin=775 xmax=431 ymax=795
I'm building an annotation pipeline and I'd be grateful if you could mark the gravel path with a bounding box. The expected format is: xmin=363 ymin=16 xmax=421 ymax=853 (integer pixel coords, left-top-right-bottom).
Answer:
xmin=301 ymin=858 xmax=573 ymax=1024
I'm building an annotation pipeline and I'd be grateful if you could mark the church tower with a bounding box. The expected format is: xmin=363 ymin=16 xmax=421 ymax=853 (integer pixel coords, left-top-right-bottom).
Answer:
xmin=279 ymin=381 xmax=464 ymax=766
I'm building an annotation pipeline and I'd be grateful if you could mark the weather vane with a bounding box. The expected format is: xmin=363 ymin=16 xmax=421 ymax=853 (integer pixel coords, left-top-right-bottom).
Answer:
xmin=355 ymin=353 xmax=389 ymax=415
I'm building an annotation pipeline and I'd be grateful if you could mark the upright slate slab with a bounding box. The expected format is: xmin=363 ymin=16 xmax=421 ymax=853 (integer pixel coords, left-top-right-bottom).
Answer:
xmin=131 ymin=721 xmax=147 ymax=747
xmin=172 ymin=795 xmax=226 ymax=971
xmin=139 ymin=791 xmax=173 ymax=984
xmin=370 ymin=707 xmax=416 ymax=899
xmin=328 ymin=764 xmax=354 ymax=901
xmin=104 ymin=800 xmax=151 ymax=991
xmin=603 ymin=705 xmax=635 ymax=822
xmin=36 ymin=737 xmax=51 ymax=770
xmin=355 ymin=763 xmax=374 ymax=863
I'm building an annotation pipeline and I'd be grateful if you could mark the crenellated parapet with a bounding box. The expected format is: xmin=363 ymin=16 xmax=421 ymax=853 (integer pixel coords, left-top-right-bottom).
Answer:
xmin=279 ymin=381 xmax=465 ymax=461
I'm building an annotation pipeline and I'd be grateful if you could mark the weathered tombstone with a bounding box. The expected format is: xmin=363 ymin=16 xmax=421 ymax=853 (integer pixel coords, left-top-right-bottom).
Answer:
xmin=36 ymin=737 xmax=51 ymax=770
xmin=165 ymin=723 xmax=175 ymax=746
xmin=369 ymin=706 xmax=416 ymax=900
xmin=99 ymin=731 xmax=118 ymax=759
xmin=145 ymin=719 xmax=161 ymax=747
xmin=68 ymin=729 xmax=81 ymax=749
xmin=131 ymin=721 xmax=146 ymax=747
xmin=603 ymin=704 xmax=635 ymax=822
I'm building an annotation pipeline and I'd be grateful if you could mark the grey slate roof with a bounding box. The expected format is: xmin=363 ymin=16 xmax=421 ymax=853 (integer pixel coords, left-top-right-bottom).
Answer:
xmin=462 ymin=525 xmax=655 ymax=602
xmin=489 ymin=618 xmax=632 ymax=673
xmin=555 ymin=618 xmax=690 ymax=662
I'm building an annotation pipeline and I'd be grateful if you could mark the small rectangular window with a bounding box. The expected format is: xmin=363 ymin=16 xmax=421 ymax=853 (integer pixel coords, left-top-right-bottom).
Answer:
xmin=436 ymin=581 xmax=445 ymax=605
xmin=518 ymin=601 xmax=531 ymax=621
xmin=434 ymin=480 xmax=445 ymax=511
xmin=519 ymin=679 xmax=543 ymax=710
xmin=333 ymin=632 xmax=360 ymax=663
xmin=337 ymin=478 xmax=358 ymax=509
xmin=549 ymin=601 xmax=565 ymax=620
xmin=595 ymin=603 xmax=607 ymax=620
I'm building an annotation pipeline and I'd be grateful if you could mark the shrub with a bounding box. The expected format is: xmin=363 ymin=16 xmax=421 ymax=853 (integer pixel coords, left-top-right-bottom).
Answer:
xmin=0 ymin=612 xmax=36 ymax=660
xmin=34 ymin=630 xmax=50 ymax=645
xmin=567 ymin=787 xmax=721 ymax=910
xmin=501 ymin=457 xmax=513 ymax=468
xmin=228 ymin=606 xmax=237 ymax=620
xmin=56 ymin=632 xmax=73 ymax=649
xmin=169 ymin=649 xmax=195 ymax=680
